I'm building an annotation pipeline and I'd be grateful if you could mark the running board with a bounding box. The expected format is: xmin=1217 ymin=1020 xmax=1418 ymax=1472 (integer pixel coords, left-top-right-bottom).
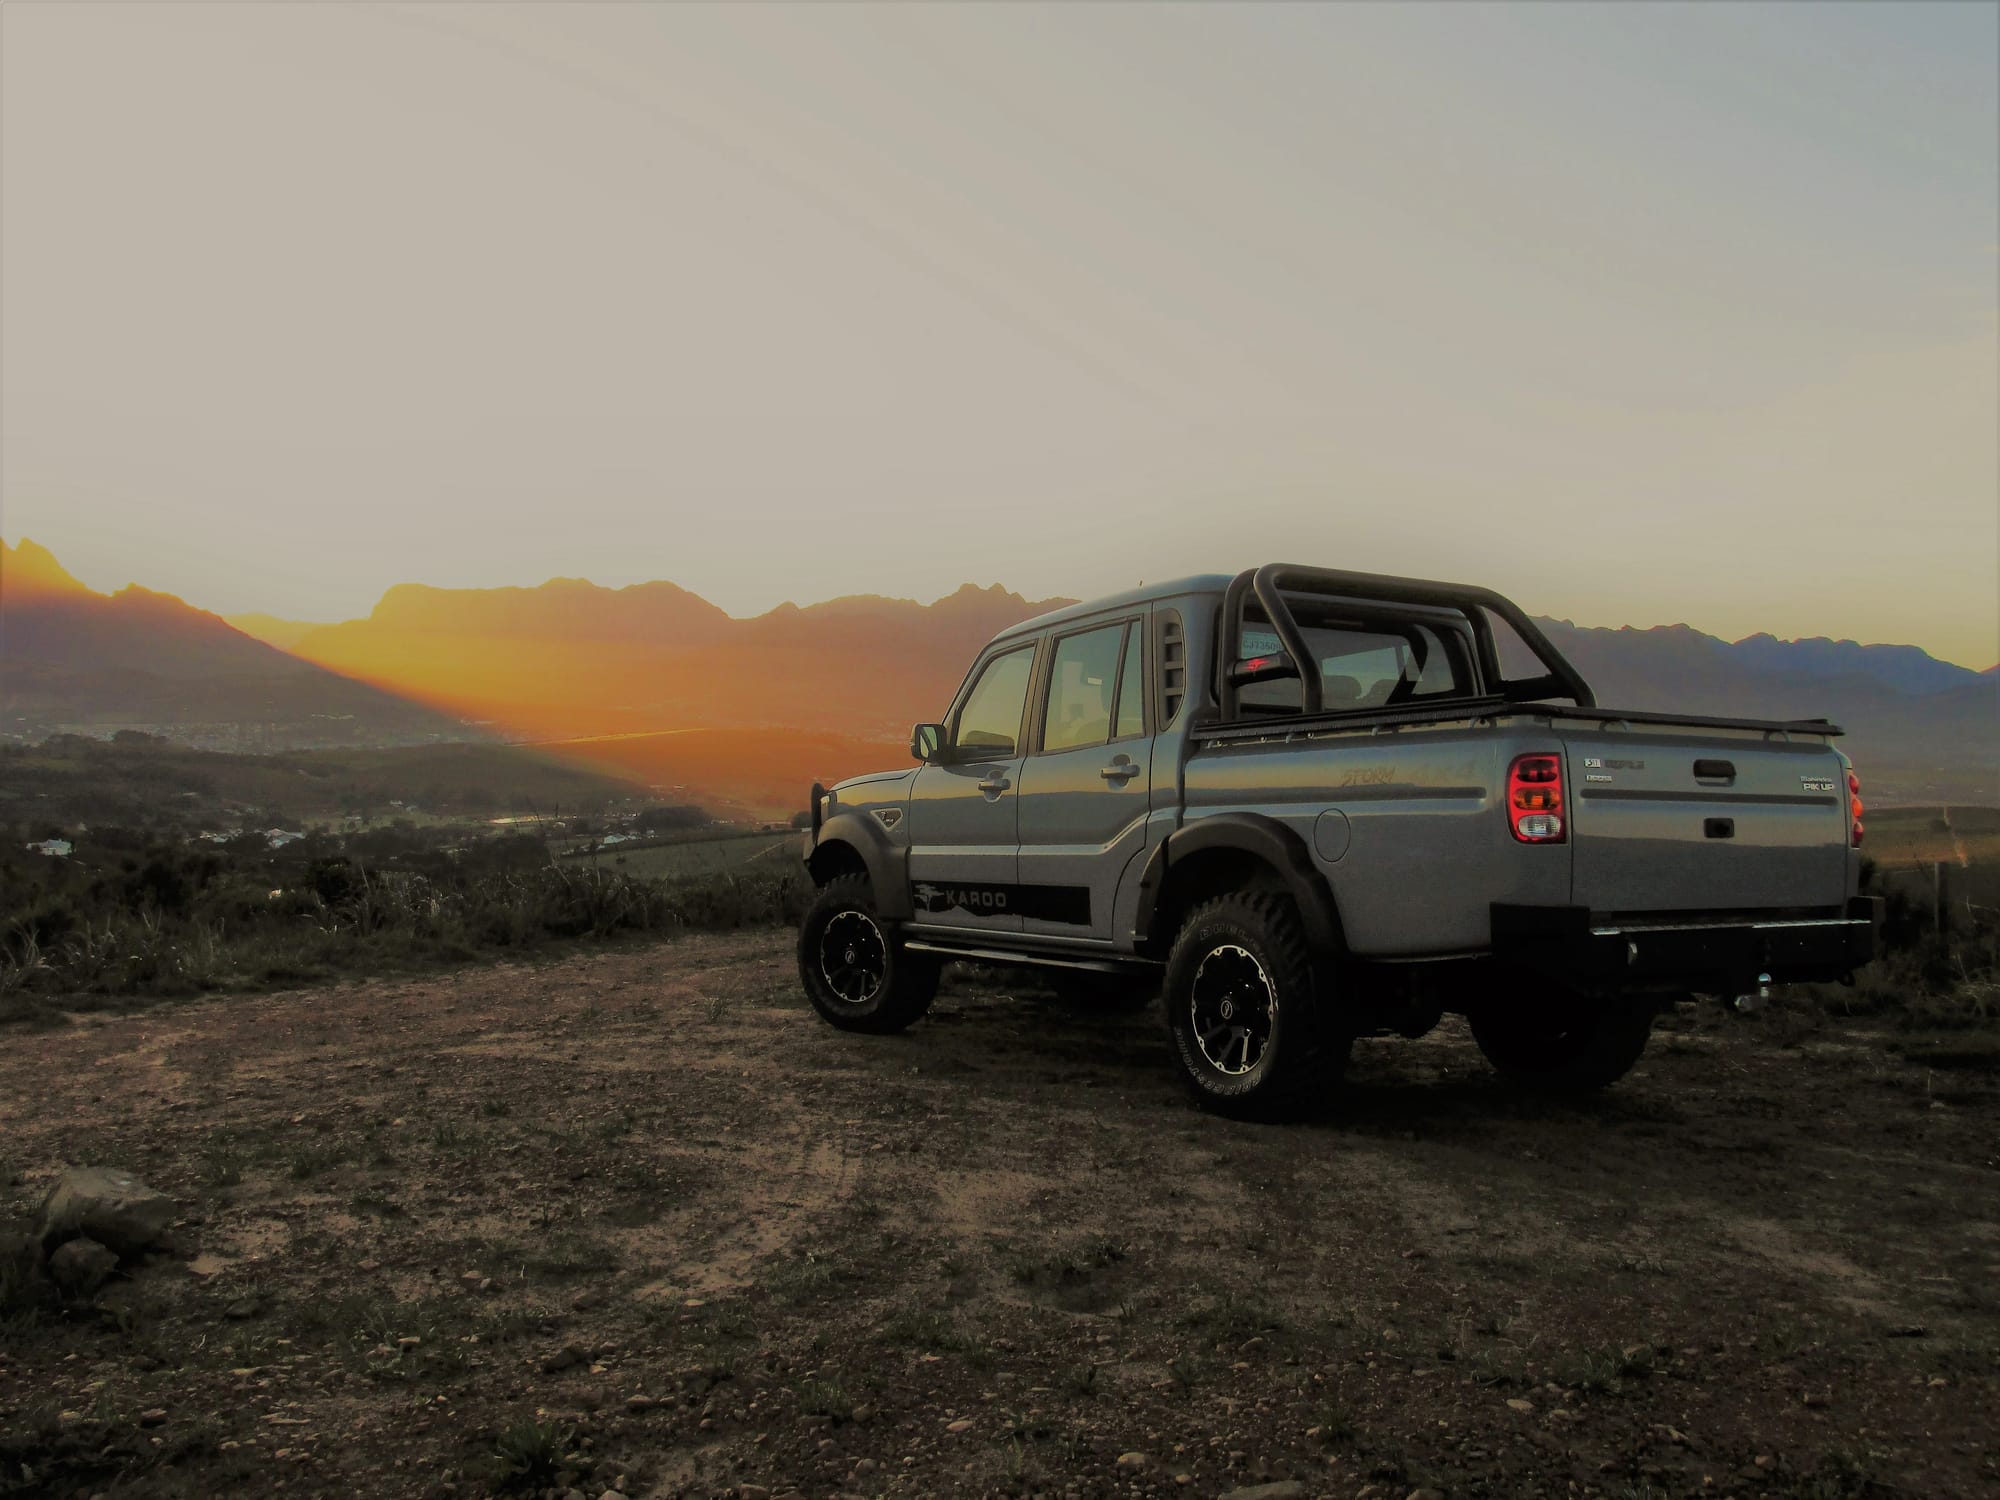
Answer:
xmin=901 ymin=940 xmax=1159 ymax=977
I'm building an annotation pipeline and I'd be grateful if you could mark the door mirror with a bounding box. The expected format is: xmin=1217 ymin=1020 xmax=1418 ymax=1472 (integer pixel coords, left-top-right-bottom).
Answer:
xmin=910 ymin=723 xmax=946 ymax=763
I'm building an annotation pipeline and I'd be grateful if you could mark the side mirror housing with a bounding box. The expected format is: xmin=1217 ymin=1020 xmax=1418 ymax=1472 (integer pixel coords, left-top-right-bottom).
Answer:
xmin=910 ymin=723 xmax=946 ymax=763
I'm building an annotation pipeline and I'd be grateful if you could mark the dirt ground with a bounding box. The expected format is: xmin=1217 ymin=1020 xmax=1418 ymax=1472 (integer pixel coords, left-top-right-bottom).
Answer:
xmin=1 ymin=931 xmax=1994 ymax=1500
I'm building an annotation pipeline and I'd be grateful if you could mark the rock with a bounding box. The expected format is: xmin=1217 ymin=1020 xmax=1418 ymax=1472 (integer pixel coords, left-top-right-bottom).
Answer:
xmin=1506 ymin=1398 xmax=1535 ymax=1413
xmin=1218 ymin=1484 xmax=1305 ymax=1500
xmin=138 ymin=1408 xmax=167 ymax=1427
xmin=849 ymin=1403 xmax=874 ymax=1424
xmin=1801 ymin=1391 xmax=1828 ymax=1409
xmin=1116 ymin=1451 xmax=1149 ymax=1469
xmin=542 ymin=1344 xmax=588 ymax=1374
xmin=625 ymin=1395 xmax=658 ymax=1413
xmin=223 ymin=1297 xmax=260 ymax=1321
xmin=38 ymin=1167 xmax=175 ymax=1258
xmin=47 ymin=1238 xmax=117 ymax=1300
xmin=1407 ymin=1490 xmax=1446 ymax=1500
xmin=599 ymin=1491 xmax=621 ymax=1500
xmin=736 ymin=1487 xmax=771 ymax=1500
xmin=946 ymin=1418 xmax=974 ymax=1433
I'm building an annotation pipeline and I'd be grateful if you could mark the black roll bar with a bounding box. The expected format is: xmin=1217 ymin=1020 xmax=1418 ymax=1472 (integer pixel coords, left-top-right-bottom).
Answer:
xmin=1218 ymin=563 xmax=1596 ymax=720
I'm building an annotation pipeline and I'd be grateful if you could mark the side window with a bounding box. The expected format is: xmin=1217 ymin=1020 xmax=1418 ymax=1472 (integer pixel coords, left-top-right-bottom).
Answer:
xmin=1114 ymin=624 xmax=1145 ymax=739
xmin=1042 ymin=624 xmax=1125 ymax=752
xmin=1237 ymin=619 xmax=1465 ymax=714
xmin=954 ymin=646 xmax=1035 ymax=758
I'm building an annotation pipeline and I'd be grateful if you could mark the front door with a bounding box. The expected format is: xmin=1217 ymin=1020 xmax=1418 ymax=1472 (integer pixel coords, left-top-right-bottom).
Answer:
xmin=1016 ymin=616 xmax=1154 ymax=941
xmin=904 ymin=641 xmax=1037 ymax=933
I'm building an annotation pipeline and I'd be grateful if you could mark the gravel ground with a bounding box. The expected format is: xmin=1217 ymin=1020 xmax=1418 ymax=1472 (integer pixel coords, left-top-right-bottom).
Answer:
xmin=1 ymin=930 xmax=1994 ymax=1500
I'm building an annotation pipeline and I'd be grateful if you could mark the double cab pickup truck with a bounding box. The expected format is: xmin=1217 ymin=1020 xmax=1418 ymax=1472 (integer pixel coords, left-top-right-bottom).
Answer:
xmin=798 ymin=564 xmax=1880 ymax=1115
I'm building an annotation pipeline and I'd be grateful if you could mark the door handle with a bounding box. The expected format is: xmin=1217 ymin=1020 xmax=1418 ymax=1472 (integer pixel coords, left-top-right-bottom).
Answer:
xmin=1099 ymin=762 xmax=1139 ymax=781
xmin=977 ymin=775 xmax=1010 ymax=794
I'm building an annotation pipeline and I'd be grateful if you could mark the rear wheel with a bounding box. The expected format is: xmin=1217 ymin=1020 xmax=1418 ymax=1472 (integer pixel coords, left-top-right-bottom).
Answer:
xmin=1163 ymin=892 xmax=1341 ymax=1117
xmin=798 ymin=874 xmax=939 ymax=1034
xmin=1467 ymin=982 xmax=1654 ymax=1092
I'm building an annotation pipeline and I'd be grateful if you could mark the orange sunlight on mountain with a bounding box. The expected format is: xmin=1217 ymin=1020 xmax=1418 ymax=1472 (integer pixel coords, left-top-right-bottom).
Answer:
xmin=243 ymin=576 xmax=1071 ymax=815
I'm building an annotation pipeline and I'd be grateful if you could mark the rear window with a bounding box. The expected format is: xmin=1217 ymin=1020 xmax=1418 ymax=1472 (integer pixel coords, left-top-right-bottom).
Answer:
xmin=1238 ymin=619 xmax=1466 ymax=714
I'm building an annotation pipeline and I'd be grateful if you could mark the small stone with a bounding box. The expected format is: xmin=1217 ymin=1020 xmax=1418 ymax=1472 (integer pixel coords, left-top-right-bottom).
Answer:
xmin=138 ymin=1409 xmax=167 ymax=1427
xmin=397 ymin=1336 xmax=421 ymax=1350
xmin=946 ymin=1418 xmax=974 ymax=1433
xmin=1755 ymin=1455 xmax=1774 ymax=1470
xmin=1218 ymin=1484 xmax=1306 ymax=1500
xmin=599 ymin=1491 xmax=621 ymax=1500
xmin=852 ymin=1458 xmax=878 ymax=1476
xmin=849 ymin=1403 xmax=874 ymax=1424
xmin=47 ymin=1238 xmax=118 ymax=1300
xmin=1887 ymin=1324 xmax=1928 ymax=1339
xmin=541 ymin=1344 xmax=588 ymax=1374
xmin=1116 ymin=1451 xmax=1149 ymax=1469
xmin=223 ymin=1298 xmax=260 ymax=1321
xmin=736 ymin=1487 xmax=770 ymax=1500
xmin=1407 ymin=1490 xmax=1446 ymax=1500
xmin=1506 ymin=1398 xmax=1535 ymax=1413
xmin=625 ymin=1394 xmax=657 ymax=1412
xmin=1802 ymin=1392 xmax=1829 ymax=1408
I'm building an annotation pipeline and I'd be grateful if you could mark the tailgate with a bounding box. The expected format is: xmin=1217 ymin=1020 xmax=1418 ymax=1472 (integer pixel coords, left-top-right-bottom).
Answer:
xmin=1561 ymin=726 xmax=1850 ymax=915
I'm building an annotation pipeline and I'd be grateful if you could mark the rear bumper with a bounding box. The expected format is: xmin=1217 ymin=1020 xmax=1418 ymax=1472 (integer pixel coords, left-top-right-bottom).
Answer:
xmin=1491 ymin=897 xmax=1881 ymax=990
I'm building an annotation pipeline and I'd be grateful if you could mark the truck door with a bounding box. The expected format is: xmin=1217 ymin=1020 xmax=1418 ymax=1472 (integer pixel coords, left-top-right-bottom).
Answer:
xmin=1016 ymin=615 xmax=1154 ymax=942
xmin=904 ymin=641 xmax=1036 ymax=933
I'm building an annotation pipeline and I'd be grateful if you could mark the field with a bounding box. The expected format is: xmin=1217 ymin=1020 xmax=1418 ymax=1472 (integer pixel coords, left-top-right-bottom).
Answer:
xmin=578 ymin=833 xmax=801 ymax=881
xmin=1863 ymin=806 xmax=2000 ymax=921
xmin=2 ymin=933 xmax=1994 ymax=1500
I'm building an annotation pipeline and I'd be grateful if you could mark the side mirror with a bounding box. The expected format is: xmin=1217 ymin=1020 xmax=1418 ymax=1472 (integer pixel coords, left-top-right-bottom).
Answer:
xmin=910 ymin=723 xmax=946 ymax=763
xmin=1226 ymin=651 xmax=1301 ymax=687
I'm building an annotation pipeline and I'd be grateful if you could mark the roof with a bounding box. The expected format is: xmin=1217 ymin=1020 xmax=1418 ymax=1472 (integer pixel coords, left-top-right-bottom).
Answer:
xmin=991 ymin=574 xmax=1233 ymax=642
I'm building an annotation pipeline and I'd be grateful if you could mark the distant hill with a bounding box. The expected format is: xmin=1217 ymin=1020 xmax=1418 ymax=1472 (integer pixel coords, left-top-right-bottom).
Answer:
xmin=260 ymin=576 xmax=1076 ymax=744
xmin=1 ymin=539 xmax=472 ymax=750
xmin=224 ymin=612 xmax=330 ymax=652
xmin=1516 ymin=620 xmax=1996 ymax=802
xmin=29 ymin=544 xmax=1998 ymax=808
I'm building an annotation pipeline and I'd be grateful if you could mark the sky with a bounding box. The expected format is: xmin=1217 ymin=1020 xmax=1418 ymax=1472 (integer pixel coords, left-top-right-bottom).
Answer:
xmin=3 ymin=3 xmax=1996 ymax=667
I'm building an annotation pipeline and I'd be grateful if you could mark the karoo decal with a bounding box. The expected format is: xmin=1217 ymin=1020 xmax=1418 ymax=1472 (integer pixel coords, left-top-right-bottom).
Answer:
xmin=911 ymin=881 xmax=1091 ymax=925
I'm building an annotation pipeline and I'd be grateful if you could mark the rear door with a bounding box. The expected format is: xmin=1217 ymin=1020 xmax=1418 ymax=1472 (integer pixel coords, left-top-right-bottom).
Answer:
xmin=1562 ymin=728 xmax=1850 ymax=914
xmin=904 ymin=641 xmax=1037 ymax=933
xmin=1016 ymin=614 xmax=1154 ymax=941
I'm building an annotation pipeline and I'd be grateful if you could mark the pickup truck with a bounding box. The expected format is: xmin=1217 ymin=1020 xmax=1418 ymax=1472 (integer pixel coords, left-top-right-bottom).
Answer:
xmin=798 ymin=564 xmax=1880 ymax=1115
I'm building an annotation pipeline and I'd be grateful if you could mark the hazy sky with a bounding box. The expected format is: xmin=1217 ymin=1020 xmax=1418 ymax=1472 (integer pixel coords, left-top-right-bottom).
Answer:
xmin=4 ymin=3 xmax=1996 ymax=666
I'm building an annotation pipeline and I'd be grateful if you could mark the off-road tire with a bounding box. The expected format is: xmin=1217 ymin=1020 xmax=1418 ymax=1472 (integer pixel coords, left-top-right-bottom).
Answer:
xmin=1163 ymin=892 xmax=1339 ymax=1117
xmin=798 ymin=875 xmax=939 ymax=1034
xmin=1467 ymin=986 xmax=1655 ymax=1092
xmin=1043 ymin=969 xmax=1161 ymax=1013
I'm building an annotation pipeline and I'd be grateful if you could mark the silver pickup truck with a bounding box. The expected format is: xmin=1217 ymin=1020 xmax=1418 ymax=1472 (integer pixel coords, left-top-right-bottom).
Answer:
xmin=798 ymin=564 xmax=1880 ymax=1115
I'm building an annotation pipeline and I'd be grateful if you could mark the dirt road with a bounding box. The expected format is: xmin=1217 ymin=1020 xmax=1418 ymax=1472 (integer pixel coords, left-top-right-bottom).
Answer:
xmin=2 ymin=932 xmax=1994 ymax=1499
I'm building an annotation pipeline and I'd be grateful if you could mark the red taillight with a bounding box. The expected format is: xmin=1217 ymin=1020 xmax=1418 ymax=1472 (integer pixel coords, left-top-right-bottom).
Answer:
xmin=1508 ymin=753 xmax=1566 ymax=843
xmin=1848 ymin=767 xmax=1864 ymax=847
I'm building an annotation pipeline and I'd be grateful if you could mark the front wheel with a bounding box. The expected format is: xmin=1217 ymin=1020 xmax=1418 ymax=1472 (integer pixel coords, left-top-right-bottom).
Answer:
xmin=798 ymin=875 xmax=939 ymax=1034
xmin=1467 ymin=984 xmax=1654 ymax=1092
xmin=1163 ymin=893 xmax=1341 ymax=1117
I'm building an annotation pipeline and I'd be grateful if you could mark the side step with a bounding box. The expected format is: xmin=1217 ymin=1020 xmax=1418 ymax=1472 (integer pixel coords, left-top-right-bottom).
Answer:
xmin=901 ymin=939 xmax=1161 ymax=977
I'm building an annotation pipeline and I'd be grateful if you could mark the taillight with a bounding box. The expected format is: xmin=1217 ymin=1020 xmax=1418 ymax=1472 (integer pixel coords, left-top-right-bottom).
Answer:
xmin=1848 ymin=767 xmax=1864 ymax=848
xmin=1508 ymin=753 xmax=1566 ymax=843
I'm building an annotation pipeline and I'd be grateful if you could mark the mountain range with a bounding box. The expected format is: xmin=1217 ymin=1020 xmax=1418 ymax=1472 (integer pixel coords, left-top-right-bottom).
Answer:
xmin=0 ymin=539 xmax=468 ymax=750
xmin=2 ymin=538 xmax=1992 ymax=808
